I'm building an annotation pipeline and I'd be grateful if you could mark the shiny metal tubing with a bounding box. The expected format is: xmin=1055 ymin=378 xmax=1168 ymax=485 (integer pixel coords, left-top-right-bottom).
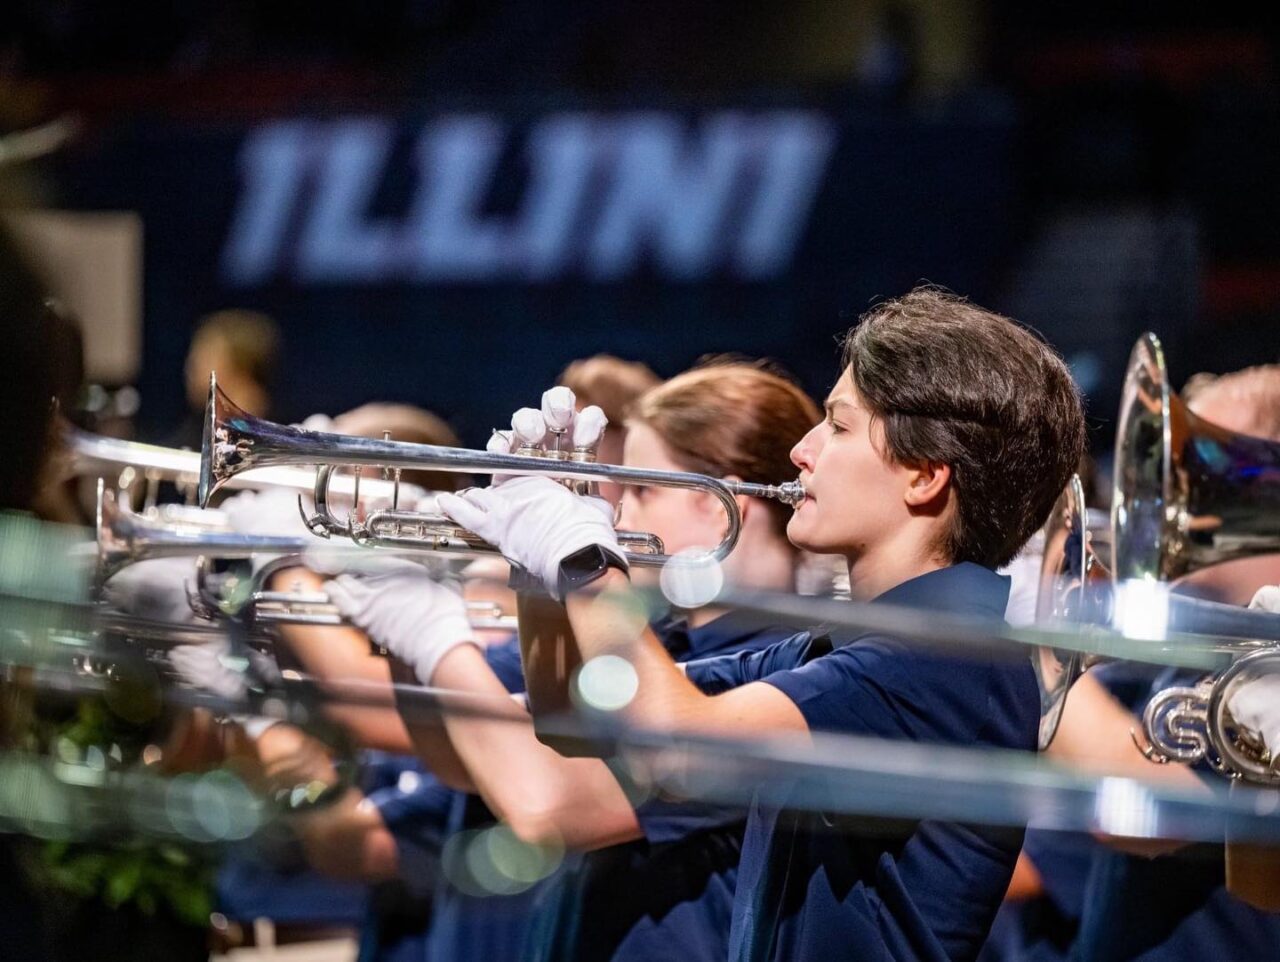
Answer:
xmin=250 ymin=590 xmax=518 ymax=632
xmin=64 ymin=420 xmax=403 ymax=502
xmin=202 ymin=374 xmax=804 ymax=565
xmin=95 ymin=480 xmax=317 ymax=584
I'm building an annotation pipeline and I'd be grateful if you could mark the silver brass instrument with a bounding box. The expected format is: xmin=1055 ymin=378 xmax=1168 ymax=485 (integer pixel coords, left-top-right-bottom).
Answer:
xmin=64 ymin=420 xmax=404 ymax=510
xmin=200 ymin=374 xmax=804 ymax=566
xmin=1112 ymin=333 xmax=1280 ymax=782
xmin=1032 ymin=475 xmax=1110 ymax=750
xmin=94 ymin=480 xmax=315 ymax=584
xmin=1112 ymin=332 xmax=1280 ymax=583
xmin=250 ymin=589 xmax=517 ymax=632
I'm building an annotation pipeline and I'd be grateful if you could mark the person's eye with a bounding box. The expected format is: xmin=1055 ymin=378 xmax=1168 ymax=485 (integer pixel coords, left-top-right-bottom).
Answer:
xmin=827 ymin=417 xmax=845 ymax=434
xmin=631 ymin=485 xmax=650 ymax=499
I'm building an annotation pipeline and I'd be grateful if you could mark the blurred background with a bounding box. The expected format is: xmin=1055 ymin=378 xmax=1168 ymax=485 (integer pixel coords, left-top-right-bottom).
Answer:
xmin=2 ymin=1 xmax=1278 ymax=452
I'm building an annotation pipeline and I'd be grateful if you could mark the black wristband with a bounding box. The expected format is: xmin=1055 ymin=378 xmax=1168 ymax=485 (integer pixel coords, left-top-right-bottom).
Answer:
xmin=556 ymin=544 xmax=628 ymax=600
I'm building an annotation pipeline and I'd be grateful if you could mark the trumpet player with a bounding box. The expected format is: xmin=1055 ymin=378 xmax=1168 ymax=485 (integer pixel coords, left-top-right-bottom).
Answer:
xmin=308 ymin=362 xmax=821 ymax=962
xmin=334 ymin=288 xmax=1086 ymax=962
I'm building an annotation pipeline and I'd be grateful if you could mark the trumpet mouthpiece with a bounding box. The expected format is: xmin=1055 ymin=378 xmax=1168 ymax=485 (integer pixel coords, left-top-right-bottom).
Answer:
xmin=777 ymin=481 xmax=806 ymax=506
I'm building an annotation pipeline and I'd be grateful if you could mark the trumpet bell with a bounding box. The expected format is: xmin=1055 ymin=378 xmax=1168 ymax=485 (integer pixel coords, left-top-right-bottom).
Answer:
xmin=1113 ymin=332 xmax=1280 ymax=583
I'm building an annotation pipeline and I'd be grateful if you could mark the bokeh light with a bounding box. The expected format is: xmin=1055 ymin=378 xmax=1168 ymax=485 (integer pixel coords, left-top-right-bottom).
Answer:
xmin=659 ymin=549 xmax=725 ymax=609
xmin=576 ymin=654 xmax=639 ymax=713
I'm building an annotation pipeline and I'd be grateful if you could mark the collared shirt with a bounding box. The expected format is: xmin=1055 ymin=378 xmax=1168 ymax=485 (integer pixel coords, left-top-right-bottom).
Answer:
xmin=522 ymin=611 xmax=800 ymax=962
xmin=708 ymin=563 xmax=1035 ymax=962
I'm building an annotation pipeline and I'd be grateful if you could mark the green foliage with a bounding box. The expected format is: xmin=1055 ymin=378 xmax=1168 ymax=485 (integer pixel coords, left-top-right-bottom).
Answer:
xmin=30 ymin=698 xmax=218 ymax=928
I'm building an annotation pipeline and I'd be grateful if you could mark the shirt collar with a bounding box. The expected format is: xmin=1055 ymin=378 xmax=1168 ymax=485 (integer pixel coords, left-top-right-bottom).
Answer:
xmin=871 ymin=561 xmax=1010 ymax=619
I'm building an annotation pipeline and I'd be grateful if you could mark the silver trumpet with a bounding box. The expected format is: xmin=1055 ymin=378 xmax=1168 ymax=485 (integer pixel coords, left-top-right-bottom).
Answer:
xmin=95 ymin=490 xmax=517 ymax=634
xmin=94 ymin=480 xmax=315 ymax=585
xmin=64 ymin=419 xmax=405 ymax=511
xmin=199 ymin=374 xmax=805 ymax=566
xmin=249 ymin=588 xmax=517 ymax=633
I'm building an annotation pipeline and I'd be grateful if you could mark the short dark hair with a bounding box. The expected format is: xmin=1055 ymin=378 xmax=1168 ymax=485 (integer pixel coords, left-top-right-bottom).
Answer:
xmin=843 ymin=287 xmax=1085 ymax=569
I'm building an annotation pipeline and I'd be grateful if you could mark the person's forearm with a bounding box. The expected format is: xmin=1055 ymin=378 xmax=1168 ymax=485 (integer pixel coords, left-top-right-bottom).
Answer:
xmin=516 ymin=592 xmax=582 ymax=719
xmin=269 ymin=566 xmax=414 ymax=753
xmin=562 ymin=572 xmax=721 ymax=732
xmin=422 ymin=644 xmax=640 ymax=850
xmin=294 ymin=788 xmax=401 ymax=881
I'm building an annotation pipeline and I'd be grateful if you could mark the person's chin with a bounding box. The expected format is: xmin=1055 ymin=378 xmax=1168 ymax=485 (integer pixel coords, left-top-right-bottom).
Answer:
xmin=786 ymin=512 xmax=819 ymax=551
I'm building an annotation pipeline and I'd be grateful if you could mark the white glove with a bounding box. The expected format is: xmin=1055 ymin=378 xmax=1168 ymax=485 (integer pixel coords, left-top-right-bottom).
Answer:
xmin=488 ymin=387 xmax=608 ymax=462
xmin=102 ymin=557 xmax=201 ymax=624
xmin=169 ymin=640 xmax=250 ymax=701
xmin=324 ymin=568 xmax=477 ymax=685
xmin=169 ymin=639 xmax=281 ymax=738
xmin=1227 ymin=674 xmax=1280 ymax=758
xmin=1250 ymin=586 xmax=1280 ymax=613
xmin=221 ymin=488 xmax=310 ymax=539
xmin=297 ymin=413 xmax=335 ymax=432
xmin=437 ymin=475 xmax=624 ymax=597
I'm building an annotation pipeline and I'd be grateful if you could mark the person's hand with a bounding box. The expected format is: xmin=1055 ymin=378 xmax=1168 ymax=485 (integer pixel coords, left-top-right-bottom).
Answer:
xmin=1227 ymin=673 xmax=1280 ymax=759
xmin=1250 ymin=586 xmax=1280 ymax=613
xmin=324 ymin=567 xmax=476 ymax=685
xmin=102 ymin=557 xmax=201 ymax=624
xmin=221 ymin=487 xmax=310 ymax=539
xmin=439 ymin=476 xmax=623 ymax=597
xmin=169 ymin=640 xmax=249 ymax=701
xmin=437 ymin=387 xmax=620 ymax=595
xmin=485 ymin=386 xmax=608 ymax=465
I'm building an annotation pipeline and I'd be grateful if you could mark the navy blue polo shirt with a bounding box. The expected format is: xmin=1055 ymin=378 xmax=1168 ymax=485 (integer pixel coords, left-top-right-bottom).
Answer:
xmin=522 ymin=611 xmax=801 ymax=962
xmin=718 ymin=563 xmax=1037 ymax=962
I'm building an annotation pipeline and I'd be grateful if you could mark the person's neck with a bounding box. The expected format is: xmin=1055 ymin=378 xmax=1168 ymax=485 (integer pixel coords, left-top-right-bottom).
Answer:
xmin=845 ymin=533 xmax=948 ymax=602
xmin=686 ymin=533 xmax=795 ymax=629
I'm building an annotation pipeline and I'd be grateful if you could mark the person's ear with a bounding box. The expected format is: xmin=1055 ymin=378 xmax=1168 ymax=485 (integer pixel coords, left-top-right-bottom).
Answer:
xmin=697 ymin=475 xmax=752 ymax=529
xmin=903 ymin=461 xmax=951 ymax=509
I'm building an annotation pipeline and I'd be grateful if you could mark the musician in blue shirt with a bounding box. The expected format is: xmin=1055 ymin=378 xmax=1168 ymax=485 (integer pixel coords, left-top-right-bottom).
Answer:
xmin=417 ymin=288 xmax=1086 ymax=961
xmin=328 ymin=362 xmax=823 ymax=962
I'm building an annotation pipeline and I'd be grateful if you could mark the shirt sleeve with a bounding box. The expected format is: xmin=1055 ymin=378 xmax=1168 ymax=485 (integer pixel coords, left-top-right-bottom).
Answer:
xmin=482 ymin=634 xmax=526 ymax=694
xmin=683 ymin=631 xmax=830 ymax=695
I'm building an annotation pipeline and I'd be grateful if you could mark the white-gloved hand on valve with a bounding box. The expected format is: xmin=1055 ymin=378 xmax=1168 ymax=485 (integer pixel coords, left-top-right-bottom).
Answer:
xmin=487 ymin=387 xmax=608 ymax=463
xmin=169 ymin=639 xmax=282 ymax=738
xmin=442 ymin=386 xmax=620 ymax=597
xmin=325 ymin=567 xmax=477 ymax=686
xmin=438 ymin=475 xmax=625 ymax=598
xmin=1227 ymin=672 xmax=1280 ymax=761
